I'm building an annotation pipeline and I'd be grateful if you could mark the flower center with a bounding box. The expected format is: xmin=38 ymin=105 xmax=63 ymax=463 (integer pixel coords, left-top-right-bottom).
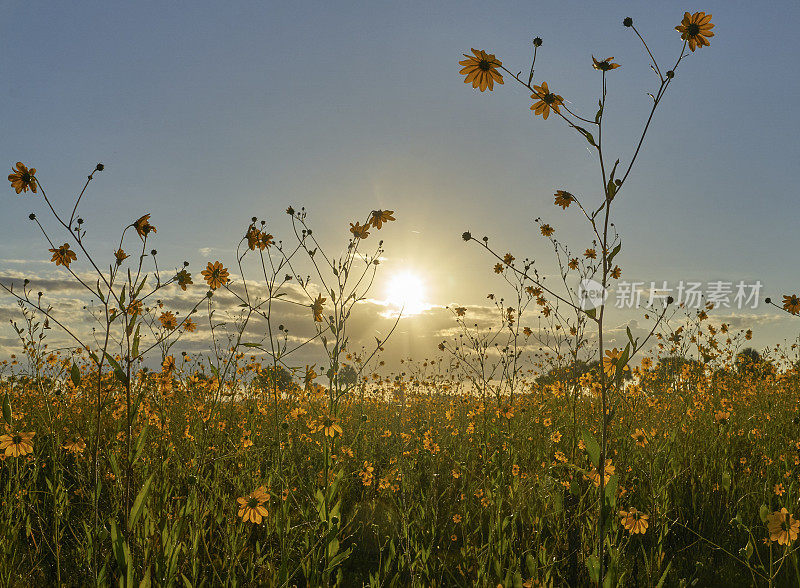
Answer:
xmin=544 ymin=93 xmax=556 ymax=104
xmin=247 ymin=497 xmax=259 ymax=508
xmin=687 ymin=23 xmax=700 ymax=36
xmin=478 ymin=60 xmax=491 ymax=71
xmin=12 ymin=435 xmax=22 ymax=444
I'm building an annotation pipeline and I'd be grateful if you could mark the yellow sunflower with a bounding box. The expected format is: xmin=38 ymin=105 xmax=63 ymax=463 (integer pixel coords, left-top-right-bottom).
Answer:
xmin=592 ymin=56 xmax=621 ymax=71
xmin=530 ymin=82 xmax=563 ymax=120
xmin=620 ymin=508 xmax=649 ymax=534
xmin=237 ymin=490 xmax=269 ymax=524
xmin=0 ymin=431 xmax=35 ymax=457
xmin=603 ymin=348 xmax=623 ymax=377
xmin=49 ymin=243 xmax=77 ymax=267
xmin=459 ymin=49 xmax=504 ymax=92
xmin=159 ymin=311 xmax=177 ymax=330
xmin=767 ymin=508 xmax=799 ymax=546
xmin=8 ymin=162 xmax=37 ymax=194
xmin=132 ymin=214 xmax=156 ymax=239
xmin=311 ymin=294 xmax=326 ymax=322
xmin=201 ymin=261 xmax=229 ymax=290
xmin=783 ymin=294 xmax=800 ymax=315
xmin=63 ymin=437 xmax=86 ymax=455
xmin=370 ymin=209 xmax=395 ymax=229
xmin=554 ymin=190 xmax=574 ymax=209
xmin=176 ymin=269 xmax=193 ymax=291
xmin=675 ymin=12 xmax=714 ymax=52
xmin=350 ymin=222 xmax=370 ymax=239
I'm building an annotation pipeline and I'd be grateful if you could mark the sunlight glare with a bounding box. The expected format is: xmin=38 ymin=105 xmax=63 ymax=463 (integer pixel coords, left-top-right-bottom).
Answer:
xmin=385 ymin=271 xmax=429 ymax=317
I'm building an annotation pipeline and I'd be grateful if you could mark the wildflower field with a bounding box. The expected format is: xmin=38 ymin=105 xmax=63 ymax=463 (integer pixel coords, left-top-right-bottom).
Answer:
xmin=3 ymin=8 xmax=800 ymax=588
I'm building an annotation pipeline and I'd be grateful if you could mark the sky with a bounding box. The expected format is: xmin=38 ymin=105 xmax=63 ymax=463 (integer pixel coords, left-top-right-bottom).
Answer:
xmin=2 ymin=0 xmax=799 ymax=370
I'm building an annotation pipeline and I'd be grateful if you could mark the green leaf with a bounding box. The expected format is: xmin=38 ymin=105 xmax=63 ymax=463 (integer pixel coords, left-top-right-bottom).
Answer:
xmin=615 ymin=343 xmax=630 ymax=385
xmin=586 ymin=554 xmax=600 ymax=583
xmin=604 ymin=474 xmax=618 ymax=508
xmin=585 ymin=307 xmax=597 ymax=319
xmin=241 ymin=342 xmax=262 ymax=348
xmin=582 ymin=428 xmax=601 ymax=469
xmin=626 ymin=326 xmax=635 ymax=348
xmin=131 ymin=324 xmax=141 ymax=360
xmin=128 ymin=472 xmax=155 ymax=531
xmin=574 ymin=125 xmax=597 ymax=147
xmin=2 ymin=393 xmax=12 ymax=426
xmin=607 ymin=242 xmax=622 ymax=265
xmin=103 ymin=352 xmax=128 ymax=385
xmin=133 ymin=425 xmax=148 ymax=465
xmin=721 ymin=471 xmax=731 ymax=491
xmin=71 ymin=362 xmax=81 ymax=387
xmin=607 ymin=179 xmax=617 ymax=200
xmin=759 ymin=504 xmax=770 ymax=523
xmin=656 ymin=561 xmax=673 ymax=588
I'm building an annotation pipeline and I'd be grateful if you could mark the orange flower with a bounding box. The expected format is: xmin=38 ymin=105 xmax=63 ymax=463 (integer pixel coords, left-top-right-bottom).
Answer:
xmin=311 ymin=294 xmax=326 ymax=322
xmin=114 ymin=248 xmax=129 ymax=265
xmin=237 ymin=490 xmax=269 ymax=524
xmin=554 ymin=190 xmax=574 ymax=209
xmin=767 ymin=508 xmax=799 ymax=546
xmin=350 ymin=222 xmax=370 ymax=239
xmin=183 ymin=318 xmax=197 ymax=333
xmin=312 ymin=414 xmax=343 ymax=438
xmin=603 ymin=348 xmax=622 ymax=377
xmin=159 ymin=311 xmax=177 ymax=330
xmin=459 ymin=49 xmax=504 ymax=92
xmin=0 ymin=431 xmax=35 ymax=457
xmin=8 ymin=162 xmax=37 ymax=194
xmin=201 ymin=261 xmax=229 ymax=290
xmin=540 ymin=224 xmax=554 ymax=237
xmin=584 ymin=248 xmax=596 ymax=259
xmin=530 ymin=82 xmax=563 ymax=120
xmin=783 ymin=295 xmax=800 ymax=315
xmin=675 ymin=12 xmax=714 ymax=52
xmin=62 ymin=437 xmax=86 ymax=455
xmin=370 ymin=210 xmax=395 ymax=229
xmin=133 ymin=214 xmax=156 ymax=239
xmin=620 ymin=508 xmax=649 ymax=534
xmin=49 ymin=243 xmax=77 ymax=267
xmin=176 ymin=269 xmax=193 ymax=291
xmin=592 ymin=56 xmax=621 ymax=71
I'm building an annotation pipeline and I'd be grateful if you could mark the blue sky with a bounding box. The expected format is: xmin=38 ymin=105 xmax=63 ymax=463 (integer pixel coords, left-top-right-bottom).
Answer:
xmin=2 ymin=0 xmax=799 ymax=363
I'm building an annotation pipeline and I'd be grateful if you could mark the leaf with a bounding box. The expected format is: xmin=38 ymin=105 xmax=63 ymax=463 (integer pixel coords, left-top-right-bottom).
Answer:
xmin=586 ymin=554 xmax=600 ymax=583
xmin=103 ymin=352 xmax=128 ymax=385
xmin=241 ymin=343 xmax=262 ymax=348
xmin=604 ymin=474 xmax=618 ymax=508
xmin=615 ymin=343 xmax=631 ymax=385
xmin=585 ymin=307 xmax=597 ymax=319
xmin=131 ymin=324 xmax=141 ymax=360
xmin=574 ymin=125 xmax=597 ymax=147
xmin=71 ymin=362 xmax=81 ymax=387
xmin=582 ymin=428 xmax=601 ymax=469
xmin=655 ymin=561 xmax=673 ymax=588
xmin=759 ymin=504 xmax=770 ymax=523
xmin=2 ymin=393 xmax=11 ymax=426
xmin=128 ymin=472 xmax=155 ymax=531
xmin=626 ymin=326 xmax=635 ymax=348
xmin=607 ymin=242 xmax=622 ymax=265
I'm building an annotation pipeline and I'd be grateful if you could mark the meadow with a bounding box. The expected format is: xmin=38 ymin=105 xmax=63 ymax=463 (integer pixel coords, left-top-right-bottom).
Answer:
xmin=3 ymin=9 xmax=800 ymax=588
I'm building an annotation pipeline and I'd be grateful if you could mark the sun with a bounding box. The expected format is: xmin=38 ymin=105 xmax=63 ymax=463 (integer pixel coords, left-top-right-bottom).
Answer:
xmin=385 ymin=271 xmax=429 ymax=317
